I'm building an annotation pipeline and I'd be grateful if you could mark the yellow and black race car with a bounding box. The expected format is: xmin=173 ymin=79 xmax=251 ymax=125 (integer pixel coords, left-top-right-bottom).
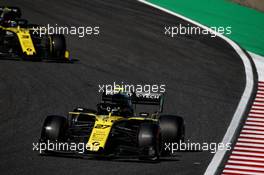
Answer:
xmin=39 ymin=92 xmax=185 ymax=161
xmin=0 ymin=6 xmax=70 ymax=61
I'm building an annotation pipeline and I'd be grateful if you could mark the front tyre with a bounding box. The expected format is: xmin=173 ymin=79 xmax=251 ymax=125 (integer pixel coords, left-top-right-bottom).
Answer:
xmin=49 ymin=34 xmax=67 ymax=59
xmin=138 ymin=122 xmax=161 ymax=161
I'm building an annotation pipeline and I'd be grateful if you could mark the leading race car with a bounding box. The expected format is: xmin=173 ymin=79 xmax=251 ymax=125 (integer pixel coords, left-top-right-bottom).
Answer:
xmin=39 ymin=91 xmax=185 ymax=161
xmin=0 ymin=6 xmax=70 ymax=61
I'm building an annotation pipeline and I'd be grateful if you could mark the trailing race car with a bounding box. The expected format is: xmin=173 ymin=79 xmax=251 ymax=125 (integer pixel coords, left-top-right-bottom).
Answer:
xmin=0 ymin=6 xmax=70 ymax=61
xmin=39 ymin=91 xmax=185 ymax=161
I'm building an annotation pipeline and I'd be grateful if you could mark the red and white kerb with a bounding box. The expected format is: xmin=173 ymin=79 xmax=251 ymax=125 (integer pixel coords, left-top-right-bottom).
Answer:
xmin=222 ymin=81 xmax=264 ymax=175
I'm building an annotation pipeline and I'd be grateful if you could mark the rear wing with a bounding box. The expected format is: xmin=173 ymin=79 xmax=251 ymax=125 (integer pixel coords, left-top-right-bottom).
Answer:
xmin=102 ymin=91 xmax=165 ymax=113
xmin=131 ymin=92 xmax=164 ymax=113
xmin=0 ymin=7 xmax=21 ymax=17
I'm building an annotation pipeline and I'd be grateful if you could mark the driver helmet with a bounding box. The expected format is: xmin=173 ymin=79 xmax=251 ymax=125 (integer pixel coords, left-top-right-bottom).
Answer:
xmin=111 ymin=93 xmax=133 ymax=116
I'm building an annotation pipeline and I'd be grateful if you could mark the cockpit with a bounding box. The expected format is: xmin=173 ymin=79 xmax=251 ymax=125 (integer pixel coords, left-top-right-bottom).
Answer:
xmin=97 ymin=93 xmax=134 ymax=117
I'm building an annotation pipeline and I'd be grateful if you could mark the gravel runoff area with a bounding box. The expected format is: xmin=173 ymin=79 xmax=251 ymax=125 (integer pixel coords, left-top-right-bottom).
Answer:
xmin=232 ymin=0 xmax=264 ymax=12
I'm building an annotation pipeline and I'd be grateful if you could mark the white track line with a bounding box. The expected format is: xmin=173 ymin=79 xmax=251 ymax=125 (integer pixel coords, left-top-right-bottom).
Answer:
xmin=136 ymin=1 xmax=254 ymax=175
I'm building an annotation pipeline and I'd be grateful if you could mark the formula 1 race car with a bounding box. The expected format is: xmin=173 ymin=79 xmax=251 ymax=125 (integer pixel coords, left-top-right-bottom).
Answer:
xmin=0 ymin=6 xmax=70 ymax=61
xmin=39 ymin=92 xmax=185 ymax=161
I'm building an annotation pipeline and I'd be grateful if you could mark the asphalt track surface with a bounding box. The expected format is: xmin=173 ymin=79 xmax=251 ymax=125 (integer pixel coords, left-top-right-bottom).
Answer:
xmin=0 ymin=0 xmax=247 ymax=175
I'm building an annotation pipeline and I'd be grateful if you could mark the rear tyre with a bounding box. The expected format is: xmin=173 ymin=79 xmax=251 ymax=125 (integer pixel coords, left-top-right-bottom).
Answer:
xmin=159 ymin=115 xmax=185 ymax=156
xmin=138 ymin=122 xmax=161 ymax=161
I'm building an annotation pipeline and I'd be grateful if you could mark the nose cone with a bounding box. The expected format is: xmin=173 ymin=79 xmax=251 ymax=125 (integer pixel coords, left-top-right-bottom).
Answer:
xmin=26 ymin=47 xmax=35 ymax=55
